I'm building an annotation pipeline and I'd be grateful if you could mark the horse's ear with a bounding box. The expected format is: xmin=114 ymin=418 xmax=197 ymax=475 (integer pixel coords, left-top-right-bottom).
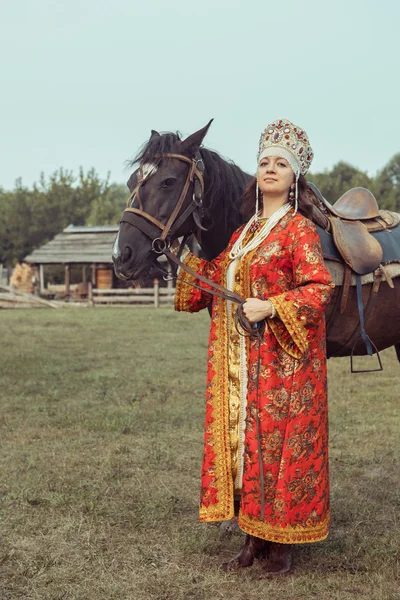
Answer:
xmin=181 ymin=119 xmax=213 ymax=156
xmin=150 ymin=129 xmax=160 ymax=139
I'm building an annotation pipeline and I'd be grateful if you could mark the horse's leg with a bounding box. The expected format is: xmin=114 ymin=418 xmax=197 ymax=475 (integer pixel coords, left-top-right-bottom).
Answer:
xmin=395 ymin=344 xmax=400 ymax=363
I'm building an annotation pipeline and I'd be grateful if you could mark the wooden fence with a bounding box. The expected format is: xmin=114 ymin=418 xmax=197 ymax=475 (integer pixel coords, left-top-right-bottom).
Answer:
xmin=90 ymin=281 xmax=175 ymax=307
xmin=0 ymin=284 xmax=60 ymax=309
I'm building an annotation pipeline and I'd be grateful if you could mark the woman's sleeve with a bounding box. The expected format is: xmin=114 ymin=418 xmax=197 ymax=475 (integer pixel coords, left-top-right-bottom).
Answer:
xmin=174 ymin=248 xmax=227 ymax=313
xmin=268 ymin=219 xmax=335 ymax=358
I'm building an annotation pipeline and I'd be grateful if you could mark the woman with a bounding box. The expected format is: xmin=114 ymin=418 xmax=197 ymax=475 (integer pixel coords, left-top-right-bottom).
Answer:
xmin=174 ymin=119 xmax=334 ymax=575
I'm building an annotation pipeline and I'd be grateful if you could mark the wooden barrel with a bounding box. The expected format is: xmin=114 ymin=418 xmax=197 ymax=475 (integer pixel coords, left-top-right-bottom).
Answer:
xmin=96 ymin=268 xmax=113 ymax=289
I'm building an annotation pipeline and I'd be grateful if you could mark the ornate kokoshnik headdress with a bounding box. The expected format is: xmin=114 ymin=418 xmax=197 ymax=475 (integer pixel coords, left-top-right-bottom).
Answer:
xmin=257 ymin=118 xmax=314 ymax=215
xmin=229 ymin=119 xmax=313 ymax=261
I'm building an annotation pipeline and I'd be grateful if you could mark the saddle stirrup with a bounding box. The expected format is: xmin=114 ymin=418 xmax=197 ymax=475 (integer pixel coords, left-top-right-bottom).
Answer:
xmin=350 ymin=275 xmax=383 ymax=373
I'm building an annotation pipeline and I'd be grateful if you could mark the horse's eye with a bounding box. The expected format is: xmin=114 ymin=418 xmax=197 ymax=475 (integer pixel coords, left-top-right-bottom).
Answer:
xmin=161 ymin=178 xmax=176 ymax=189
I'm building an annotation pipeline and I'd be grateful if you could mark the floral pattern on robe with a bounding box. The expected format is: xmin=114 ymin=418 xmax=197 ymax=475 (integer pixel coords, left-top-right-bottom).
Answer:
xmin=175 ymin=211 xmax=335 ymax=543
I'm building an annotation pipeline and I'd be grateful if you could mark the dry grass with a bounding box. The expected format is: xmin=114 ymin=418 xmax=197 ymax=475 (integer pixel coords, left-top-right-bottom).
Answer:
xmin=0 ymin=308 xmax=399 ymax=600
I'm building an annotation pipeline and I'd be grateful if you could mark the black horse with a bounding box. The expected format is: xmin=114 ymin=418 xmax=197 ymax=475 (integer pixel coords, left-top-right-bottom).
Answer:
xmin=113 ymin=121 xmax=250 ymax=280
xmin=113 ymin=122 xmax=400 ymax=363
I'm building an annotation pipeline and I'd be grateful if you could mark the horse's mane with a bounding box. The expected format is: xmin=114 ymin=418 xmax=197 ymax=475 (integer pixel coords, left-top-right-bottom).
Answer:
xmin=129 ymin=132 xmax=182 ymax=166
xmin=200 ymin=148 xmax=252 ymax=233
xmin=128 ymin=131 xmax=252 ymax=234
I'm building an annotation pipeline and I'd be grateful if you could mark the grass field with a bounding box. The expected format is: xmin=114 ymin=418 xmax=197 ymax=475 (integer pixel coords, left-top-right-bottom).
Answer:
xmin=1 ymin=308 xmax=399 ymax=600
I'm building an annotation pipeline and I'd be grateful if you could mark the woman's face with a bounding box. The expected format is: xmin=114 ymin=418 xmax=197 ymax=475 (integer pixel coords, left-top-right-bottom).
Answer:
xmin=257 ymin=155 xmax=294 ymax=197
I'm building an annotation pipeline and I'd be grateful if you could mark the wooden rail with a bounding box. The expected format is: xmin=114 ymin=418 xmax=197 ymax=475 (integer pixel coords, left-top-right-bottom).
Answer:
xmin=0 ymin=285 xmax=59 ymax=308
xmin=90 ymin=283 xmax=175 ymax=307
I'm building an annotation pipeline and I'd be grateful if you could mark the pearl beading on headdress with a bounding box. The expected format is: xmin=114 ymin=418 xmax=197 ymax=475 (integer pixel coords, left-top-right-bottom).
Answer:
xmin=257 ymin=119 xmax=313 ymax=176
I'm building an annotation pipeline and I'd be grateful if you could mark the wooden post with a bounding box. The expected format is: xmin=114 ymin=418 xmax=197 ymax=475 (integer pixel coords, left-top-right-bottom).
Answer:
xmin=82 ymin=265 xmax=88 ymax=297
xmin=91 ymin=264 xmax=96 ymax=286
xmin=39 ymin=264 xmax=45 ymax=295
xmin=154 ymin=278 xmax=159 ymax=308
xmin=88 ymin=281 xmax=93 ymax=307
xmin=65 ymin=264 xmax=70 ymax=296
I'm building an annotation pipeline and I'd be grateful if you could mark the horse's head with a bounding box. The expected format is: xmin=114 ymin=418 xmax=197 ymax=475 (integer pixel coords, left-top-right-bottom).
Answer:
xmin=113 ymin=121 xmax=213 ymax=283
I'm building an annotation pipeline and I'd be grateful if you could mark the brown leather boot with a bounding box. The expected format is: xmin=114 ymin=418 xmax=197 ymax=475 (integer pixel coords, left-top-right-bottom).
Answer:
xmin=259 ymin=542 xmax=293 ymax=577
xmin=220 ymin=534 xmax=267 ymax=571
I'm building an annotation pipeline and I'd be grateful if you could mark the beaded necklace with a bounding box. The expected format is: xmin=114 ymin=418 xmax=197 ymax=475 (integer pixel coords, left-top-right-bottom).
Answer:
xmin=229 ymin=203 xmax=291 ymax=261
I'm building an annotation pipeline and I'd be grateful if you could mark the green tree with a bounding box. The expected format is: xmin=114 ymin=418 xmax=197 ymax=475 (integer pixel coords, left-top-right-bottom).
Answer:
xmin=1 ymin=153 xmax=400 ymax=270
xmin=0 ymin=168 xmax=121 ymax=268
xmin=0 ymin=189 xmax=14 ymax=267
xmin=372 ymin=153 xmax=400 ymax=211
xmin=0 ymin=180 xmax=37 ymax=265
xmin=34 ymin=167 xmax=108 ymax=228
xmin=308 ymin=161 xmax=372 ymax=204
xmin=86 ymin=183 xmax=127 ymax=226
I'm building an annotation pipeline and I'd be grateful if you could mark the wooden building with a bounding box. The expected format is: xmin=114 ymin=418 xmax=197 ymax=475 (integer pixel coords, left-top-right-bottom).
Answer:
xmin=24 ymin=225 xmax=170 ymax=298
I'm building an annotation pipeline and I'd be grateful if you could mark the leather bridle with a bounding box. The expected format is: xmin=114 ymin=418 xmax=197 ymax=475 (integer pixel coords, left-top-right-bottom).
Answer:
xmin=119 ymin=151 xmax=265 ymax=329
xmin=121 ymin=152 xmax=206 ymax=255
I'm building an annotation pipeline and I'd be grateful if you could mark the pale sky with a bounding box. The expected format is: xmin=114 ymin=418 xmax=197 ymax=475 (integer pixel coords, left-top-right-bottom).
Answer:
xmin=1 ymin=0 xmax=399 ymax=190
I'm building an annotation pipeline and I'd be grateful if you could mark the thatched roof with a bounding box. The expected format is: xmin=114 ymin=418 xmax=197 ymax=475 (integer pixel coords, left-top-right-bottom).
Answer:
xmin=25 ymin=225 xmax=120 ymax=265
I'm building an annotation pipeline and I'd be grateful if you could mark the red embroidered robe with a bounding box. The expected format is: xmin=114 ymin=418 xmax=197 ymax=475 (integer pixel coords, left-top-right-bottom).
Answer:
xmin=175 ymin=211 xmax=335 ymax=543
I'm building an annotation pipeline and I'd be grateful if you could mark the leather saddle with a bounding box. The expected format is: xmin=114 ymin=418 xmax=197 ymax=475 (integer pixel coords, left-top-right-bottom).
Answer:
xmin=308 ymin=183 xmax=400 ymax=275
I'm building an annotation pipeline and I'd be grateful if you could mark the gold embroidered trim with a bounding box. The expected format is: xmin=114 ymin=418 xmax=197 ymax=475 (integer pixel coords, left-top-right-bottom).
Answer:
xmin=174 ymin=252 xmax=206 ymax=312
xmin=198 ymin=242 xmax=259 ymax=521
xmin=235 ymin=250 xmax=256 ymax=487
xmin=226 ymin=264 xmax=242 ymax=490
xmin=199 ymin=253 xmax=235 ymax=522
xmin=235 ymin=329 xmax=247 ymax=490
xmin=238 ymin=511 xmax=330 ymax=544
xmin=269 ymin=294 xmax=308 ymax=358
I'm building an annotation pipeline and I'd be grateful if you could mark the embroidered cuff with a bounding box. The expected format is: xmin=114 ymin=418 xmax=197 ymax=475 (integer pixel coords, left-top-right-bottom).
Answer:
xmin=174 ymin=252 xmax=207 ymax=312
xmin=268 ymin=293 xmax=309 ymax=358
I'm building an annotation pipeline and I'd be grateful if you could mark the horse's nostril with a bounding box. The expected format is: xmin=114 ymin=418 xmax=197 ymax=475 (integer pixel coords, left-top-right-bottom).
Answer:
xmin=122 ymin=246 xmax=132 ymax=264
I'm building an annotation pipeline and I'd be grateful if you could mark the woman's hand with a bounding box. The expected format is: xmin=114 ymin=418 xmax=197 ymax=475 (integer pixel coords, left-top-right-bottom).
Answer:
xmin=242 ymin=298 xmax=273 ymax=323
